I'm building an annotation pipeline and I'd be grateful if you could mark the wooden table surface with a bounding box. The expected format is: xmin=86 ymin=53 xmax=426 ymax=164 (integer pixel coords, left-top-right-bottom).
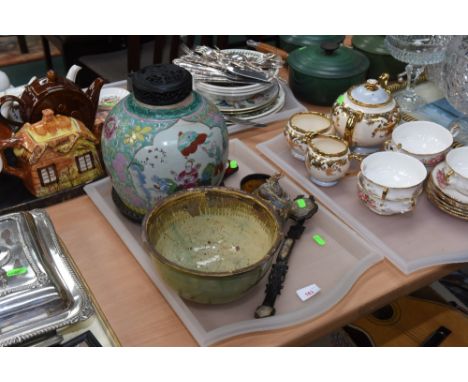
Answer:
xmin=45 ymin=113 xmax=462 ymax=346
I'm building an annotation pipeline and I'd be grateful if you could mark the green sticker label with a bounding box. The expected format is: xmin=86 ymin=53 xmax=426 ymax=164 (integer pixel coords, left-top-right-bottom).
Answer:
xmin=229 ymin=160 xmax=238 ymax=169
xmin=337 ymin=94 xmax=345 ymax=105
xmin=296 ymin=198 xmax=307 ymax=208
xmin=6 ymin=267 xmax=28 ymax=277
xmin=313 ymin=234 xmax=326 ymax=247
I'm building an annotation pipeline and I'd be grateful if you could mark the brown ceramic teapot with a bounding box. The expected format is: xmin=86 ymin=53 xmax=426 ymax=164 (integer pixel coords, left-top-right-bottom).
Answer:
xmin=0 ymin=65 xmax=104 ymax=132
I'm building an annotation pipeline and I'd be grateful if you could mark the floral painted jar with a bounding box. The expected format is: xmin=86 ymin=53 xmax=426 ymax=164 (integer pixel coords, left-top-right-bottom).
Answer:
xmin=101 ymin=64 xmax=229 ymax=219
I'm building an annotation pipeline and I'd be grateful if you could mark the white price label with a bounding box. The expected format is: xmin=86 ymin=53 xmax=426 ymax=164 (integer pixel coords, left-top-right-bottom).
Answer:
xmin=296 ymin=284 xmax=321 ymax=302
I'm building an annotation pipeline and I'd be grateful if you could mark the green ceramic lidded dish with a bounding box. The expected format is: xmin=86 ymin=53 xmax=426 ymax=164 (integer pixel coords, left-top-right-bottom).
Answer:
xmin=279 ymin=35 xmax=345 ymax=52
xmin=288 ymin=41 xmax=370 ymax=106
xmin=142 ymin=187 xmax=283 ymax=304
xmin=352 ymin=35 xmax=406 ymax=80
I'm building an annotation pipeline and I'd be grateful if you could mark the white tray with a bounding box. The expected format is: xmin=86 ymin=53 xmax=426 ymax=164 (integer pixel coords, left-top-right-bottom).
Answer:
xmin=84 ymin=139 xmax=382 ymax=346
xmin=257 ymin=134 xmax=468 ymax=275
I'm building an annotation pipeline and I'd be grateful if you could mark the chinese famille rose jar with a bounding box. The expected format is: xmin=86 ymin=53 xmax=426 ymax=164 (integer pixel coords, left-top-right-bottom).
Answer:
xmin=101 ymin=64 xmax=229 ymax=218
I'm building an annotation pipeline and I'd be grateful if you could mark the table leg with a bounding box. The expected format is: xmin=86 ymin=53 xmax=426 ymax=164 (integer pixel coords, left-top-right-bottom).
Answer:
xmin=17 ymin=36 xmax=28 ymax=54
xmin=41 ymin=36 xmax=53 ymax=70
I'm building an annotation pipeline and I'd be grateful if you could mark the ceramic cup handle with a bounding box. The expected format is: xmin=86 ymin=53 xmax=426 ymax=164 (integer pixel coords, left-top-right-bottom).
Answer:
xmin=381 ymin=187 xmax=389 ymax=200
xmin=349 ymin=152 xmax=363 ymax=161
xmin=449 ymin=123 xmax=460 ymax=139
xmin=443 ymin=166 xmax=457 ymax=187
xmin=298 ymin=131 xmax=319 ymax=144
xmin=443 ymin=166 xmax=468 ymax=196
xmin=383 ymin=140 xmax=401 ymax=152
xmin=0 ymin=95 xmax=25 ymax=127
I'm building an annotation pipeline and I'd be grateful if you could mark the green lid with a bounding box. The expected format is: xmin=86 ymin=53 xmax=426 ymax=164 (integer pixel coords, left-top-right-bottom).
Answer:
xmin=280 ymin=35 xmax=345 ymax=51
xmin=352 ymin=35 xmax=389 ymax=55
xmin=287 ymin=42 xmax=370 ymax=79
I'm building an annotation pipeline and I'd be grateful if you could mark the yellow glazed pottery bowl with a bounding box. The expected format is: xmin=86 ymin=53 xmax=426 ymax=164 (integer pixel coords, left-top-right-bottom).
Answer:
xmin=142 ymin=187 xmax=282 ymax=304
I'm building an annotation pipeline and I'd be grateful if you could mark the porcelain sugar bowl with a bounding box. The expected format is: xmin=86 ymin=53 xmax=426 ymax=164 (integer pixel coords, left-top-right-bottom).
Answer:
xmin=101 ymin=64 xmax=229 ymax=220
xmin=331 ymin=76 xmax=401 ymax=154
xmin=284 ymin=111 xmax=335 ymax=161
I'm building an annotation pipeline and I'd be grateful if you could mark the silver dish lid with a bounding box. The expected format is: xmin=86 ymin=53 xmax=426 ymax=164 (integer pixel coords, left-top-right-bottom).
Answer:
xmin=0 ymin=210 xmax=93 ymax=347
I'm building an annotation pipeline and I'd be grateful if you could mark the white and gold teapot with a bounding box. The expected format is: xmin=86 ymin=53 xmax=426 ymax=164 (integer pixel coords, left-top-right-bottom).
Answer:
xmin=331 ymin=74 xmax=400 ymax=154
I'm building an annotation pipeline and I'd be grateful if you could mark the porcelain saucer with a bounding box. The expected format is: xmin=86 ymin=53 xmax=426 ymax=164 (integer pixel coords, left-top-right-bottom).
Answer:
xmin=431 ymin=162 xmax=468 ymax=204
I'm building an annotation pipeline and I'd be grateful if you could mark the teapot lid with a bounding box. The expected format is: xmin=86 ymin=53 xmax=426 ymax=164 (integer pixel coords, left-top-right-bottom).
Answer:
xmin=132 ymin=64 xmax=192 ymax=106
xmin=348 ymin=79 xmax=392 ymax=107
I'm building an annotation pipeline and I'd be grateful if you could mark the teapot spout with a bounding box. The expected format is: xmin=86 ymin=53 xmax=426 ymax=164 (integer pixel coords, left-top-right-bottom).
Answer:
xmin=66 ymin=65 xmax=82 ymax=82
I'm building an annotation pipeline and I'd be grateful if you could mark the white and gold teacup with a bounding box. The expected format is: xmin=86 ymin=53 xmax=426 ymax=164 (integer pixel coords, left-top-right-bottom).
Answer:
xmin=442 ymin=147 xmax=468 ymax=196
xmin=360 ymin=151 xmax=427 ymax=200
xmin=384 ymin=121 xmax=455 ymax=167
xmin=357 ymin=172 xmax=419 ymax=215
xmin=304 ymin=134 xmax=353 ymax=187
xmin=284 ymin=111 xmax=335 ymax=161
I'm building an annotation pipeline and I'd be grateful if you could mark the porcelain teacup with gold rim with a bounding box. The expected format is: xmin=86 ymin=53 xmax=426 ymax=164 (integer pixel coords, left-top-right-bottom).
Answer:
xmin=442 ymin=147 xmax=468 ymax=196
xmin=384 ymin=121 xmax=455 ymax=167
xmin=357 ymin=172 xmax=418 ymax=215
xmin=360 ymin=151 xmax=427 ymax=200
xmin=284 ymin=111 xmax=335 ymax=161
xmin=304 ymin=134 xmax=354 ymax=187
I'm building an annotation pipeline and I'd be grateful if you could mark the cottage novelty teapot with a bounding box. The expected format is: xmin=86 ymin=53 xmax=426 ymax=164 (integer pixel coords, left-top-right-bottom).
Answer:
xmin=0 ymin=109 xmax=104 ymax=197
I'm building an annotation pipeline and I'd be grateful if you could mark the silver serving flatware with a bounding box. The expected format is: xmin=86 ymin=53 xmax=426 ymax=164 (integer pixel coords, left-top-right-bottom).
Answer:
xmin=224 ymin=115 xmax=267 ymax=128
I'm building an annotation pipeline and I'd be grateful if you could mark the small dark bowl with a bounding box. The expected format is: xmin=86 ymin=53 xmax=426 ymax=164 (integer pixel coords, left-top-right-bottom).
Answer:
xmin=240 ymin=173 xmax=271 ymax=194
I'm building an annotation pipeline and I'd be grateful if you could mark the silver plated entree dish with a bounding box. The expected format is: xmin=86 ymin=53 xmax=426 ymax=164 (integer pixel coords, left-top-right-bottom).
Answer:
xmin=0 ymin=210 xmax=93 ymax=346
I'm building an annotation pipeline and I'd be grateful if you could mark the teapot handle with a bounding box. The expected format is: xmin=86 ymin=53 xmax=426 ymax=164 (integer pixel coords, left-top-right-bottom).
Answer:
xmin=0 ymin=95 xmax=26 ymax=127
xmin=344 ymin=109 xmax=363 ymax=145
xmin=0 ymin=137 xmax=27 ymax=180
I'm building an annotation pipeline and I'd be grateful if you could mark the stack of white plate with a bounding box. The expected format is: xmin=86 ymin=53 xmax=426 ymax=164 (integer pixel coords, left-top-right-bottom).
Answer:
xmin=193 ymin=49 xmax=285 ymax=122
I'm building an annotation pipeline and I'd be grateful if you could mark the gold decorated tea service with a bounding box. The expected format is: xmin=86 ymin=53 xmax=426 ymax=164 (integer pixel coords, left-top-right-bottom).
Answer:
xmin=283 ymin=111 xmax=335 ymax=161
xmin=384 ymin=121 xmax=457 ymax=168
xmin=283 ymin=74 xmax=468 ymax=219
xmin=303 ymin=134 xmax=355 ymax=187
xmin=357 ymin=151 xmax=427 ymax=215
xmin=283 ymin=111 xmax=355 ymax=187
xmin=331 ymin=75 xmax=401 ymax=155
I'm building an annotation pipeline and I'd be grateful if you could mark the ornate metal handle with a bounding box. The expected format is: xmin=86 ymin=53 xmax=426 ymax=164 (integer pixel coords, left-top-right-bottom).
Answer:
xmin=255 ymin=196 xmax=318 ymax=319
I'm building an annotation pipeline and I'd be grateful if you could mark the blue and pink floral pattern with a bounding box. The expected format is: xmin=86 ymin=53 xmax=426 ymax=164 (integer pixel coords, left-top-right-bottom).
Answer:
xmin=101 ymin=92 xmax=228 ymax=215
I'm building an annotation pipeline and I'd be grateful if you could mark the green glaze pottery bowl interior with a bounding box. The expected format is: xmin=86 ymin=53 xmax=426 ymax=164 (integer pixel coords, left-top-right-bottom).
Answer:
xmin=142 ymin=187 xmax=283 ymax=304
